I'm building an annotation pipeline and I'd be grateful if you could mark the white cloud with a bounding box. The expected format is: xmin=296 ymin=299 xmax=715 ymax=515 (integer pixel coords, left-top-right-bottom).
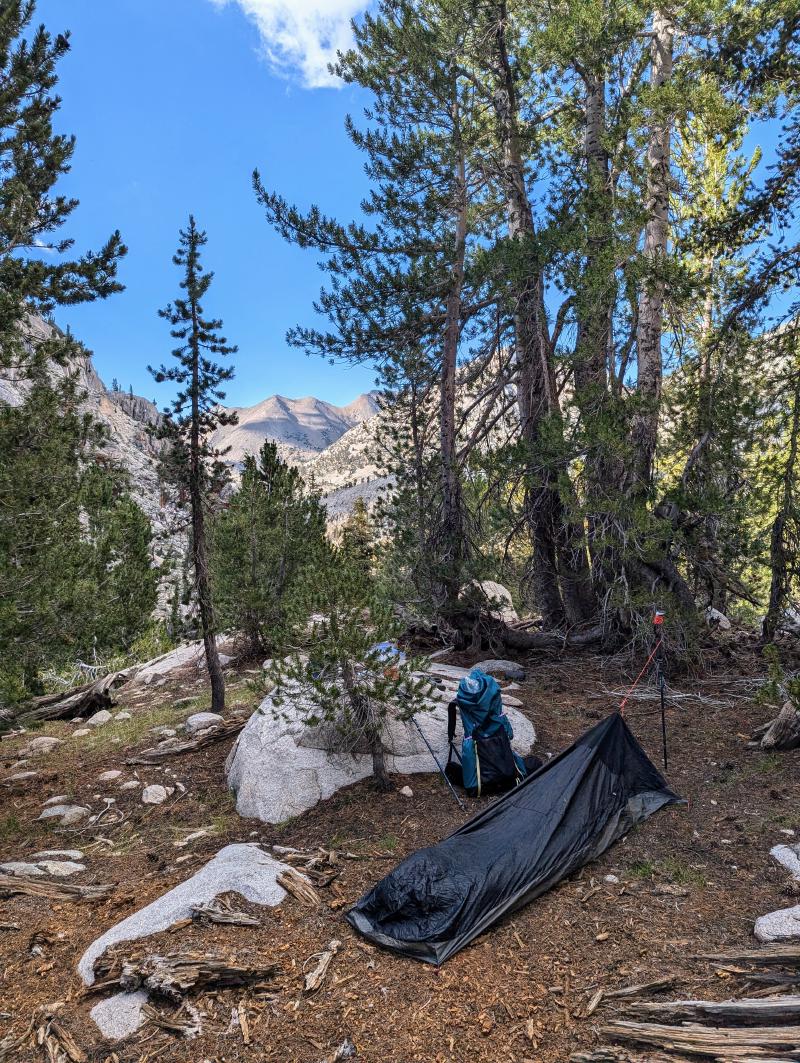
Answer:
xmin=211 ymin=0 xmax=368 ymax=88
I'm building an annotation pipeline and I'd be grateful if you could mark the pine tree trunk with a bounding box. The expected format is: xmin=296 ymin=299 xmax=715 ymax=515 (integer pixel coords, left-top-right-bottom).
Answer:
xmin=574 ymin=65 xmax=622 ymax=589
xmin=437 ymin=90 xmax=468 ymax=622
xmin=630 ymin=8 xmax=674 ymax=496
xmin=343 ymin=661 xmax=392 ymax=791
xmin=763 ymin=366 xmax=800 ymax=643
xmin=189 ymin=305 xmax=225 ymax=714
xmin=488 ymin=0 xmax=595 ymax=627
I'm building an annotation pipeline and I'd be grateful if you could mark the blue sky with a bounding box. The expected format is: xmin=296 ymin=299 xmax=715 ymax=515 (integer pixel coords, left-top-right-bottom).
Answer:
xmin=37 ymin=0 xmax=376 ymax=407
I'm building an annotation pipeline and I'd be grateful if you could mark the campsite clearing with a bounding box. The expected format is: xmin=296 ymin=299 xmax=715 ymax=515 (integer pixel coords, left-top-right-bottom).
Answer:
xmin=0 ymin=637 xmax=798 ymax=1061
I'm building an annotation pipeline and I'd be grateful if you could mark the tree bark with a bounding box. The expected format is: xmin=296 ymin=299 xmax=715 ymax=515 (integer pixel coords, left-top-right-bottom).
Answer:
xmin=630 ymin=8 xmax=674 ymax=496
xmin=763 ymin=365 xmax=800 ymax=643
xmin=488 ymin=0 xmax=595 ymax=627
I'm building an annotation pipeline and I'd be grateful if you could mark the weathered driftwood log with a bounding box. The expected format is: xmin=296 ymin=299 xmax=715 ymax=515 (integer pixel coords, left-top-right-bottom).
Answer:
xmin=125 ymin=717 xmax=246 ymax=764
xmin=571 ymin=1052 xmax=675 ymax=1063
xmin=756 ymin=701 xmax=800 ymax=751
xmin=119 ymin=951 xmax=280 ymax=1002
xmin=0 ymin=874 xmax=114 ymax=903
xmin=602 ymin=1018 xmax=800 ymax=1056
xmin=139 ymin=1002 xmax=202 ymax=1038
xmin=698 ymin=945 xmax=800 ymax=967
xmin=627 ymin=995 xmax=800 ymax=1025
xmin=276 ymin=867 xmax=322 ymax=907
xmin=304 ymin=939 xmax=341 ymax=993
xmin=191 ymin=897 xmax=260 ymax=927
xmin=18 ymin=671 xmax=129 ymax=725
xmin=30 ymin=1005 xmax=87 ymax=1063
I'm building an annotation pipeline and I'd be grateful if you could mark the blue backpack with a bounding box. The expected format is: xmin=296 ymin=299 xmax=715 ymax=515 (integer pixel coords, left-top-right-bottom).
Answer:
xmin=445 ymin=669 xmax=528 ymax=796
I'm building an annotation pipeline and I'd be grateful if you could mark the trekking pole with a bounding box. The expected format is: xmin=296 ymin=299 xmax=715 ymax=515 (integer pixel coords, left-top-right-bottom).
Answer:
xmin=653 ymin=609 xmax=668 ymax=772
xmin=409 ymin=715 xmax=467 ymax=812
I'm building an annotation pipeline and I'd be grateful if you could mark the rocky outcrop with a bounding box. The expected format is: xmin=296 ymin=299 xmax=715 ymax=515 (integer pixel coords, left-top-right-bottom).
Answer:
xmin=225 ymin=683 xmax=536 ymax=825
xmin=78 ymin=844 xmax=293 ymax=984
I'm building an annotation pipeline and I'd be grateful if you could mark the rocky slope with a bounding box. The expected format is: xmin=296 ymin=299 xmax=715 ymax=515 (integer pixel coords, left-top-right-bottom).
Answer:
xmin=0 ymin=319 xmax=387 ymax=533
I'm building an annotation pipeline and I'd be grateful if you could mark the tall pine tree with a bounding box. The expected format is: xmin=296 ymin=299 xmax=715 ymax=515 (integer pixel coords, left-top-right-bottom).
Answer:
xmin=150 ymin=218 xmax=237 ymax=713
xmin=0 ymin=0 xmax=125 ymax=376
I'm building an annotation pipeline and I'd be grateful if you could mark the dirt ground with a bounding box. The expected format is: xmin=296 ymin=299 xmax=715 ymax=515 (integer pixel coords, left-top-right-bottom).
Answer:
xmin=1 ymin=636 xmax=799 ymax=1062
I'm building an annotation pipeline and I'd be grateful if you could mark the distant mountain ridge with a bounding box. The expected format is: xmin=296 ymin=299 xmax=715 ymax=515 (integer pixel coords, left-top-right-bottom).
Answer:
xmin=210 ymin=390 xmax=380 ymax=467
xmin=0 ymin=319 xmax=385 ymax=531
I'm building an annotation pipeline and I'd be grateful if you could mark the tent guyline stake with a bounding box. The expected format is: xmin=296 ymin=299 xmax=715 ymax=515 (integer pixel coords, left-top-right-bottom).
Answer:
xmin=619 ymin=610 xmax=669 ymax=772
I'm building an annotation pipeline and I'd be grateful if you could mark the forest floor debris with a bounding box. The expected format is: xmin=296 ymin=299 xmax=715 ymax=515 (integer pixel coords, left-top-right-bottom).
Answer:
xmin=0 ymin=643 xmax=799 ymax=1061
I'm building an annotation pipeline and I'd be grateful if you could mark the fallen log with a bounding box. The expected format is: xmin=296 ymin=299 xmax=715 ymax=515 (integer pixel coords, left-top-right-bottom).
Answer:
xmin=125 ymin=717 xmax=246 ymax=764
xmin=602 ymin=1018 xmax=800 ymax=1057
xmin=755 ymin=701 xmax=800 ymax=751
xmin=0 ymin=875 xmax=114 ymax=903
xmin=698 ymin=946 xmax=800 ymax=967
xmin=119 ymin=951 xmax=280 ymax=1002
xmin=571 ymin=1052 xmax=676 ymax=1063
xmin=627 ymin=995 xmax=800 ymax=1025
xmin=17 ymin=671 xmax=129 ymax=725
xmin=452 ymin=607 xmax=605 ymax=655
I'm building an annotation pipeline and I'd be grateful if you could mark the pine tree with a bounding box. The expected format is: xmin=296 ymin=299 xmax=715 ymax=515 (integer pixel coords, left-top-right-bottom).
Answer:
xmin=211 ymin=441 xmax=329 ymax=656
xmin=255 ymin=0 xmax=503 ymax=636
xmin=0 ymin=0 xmax=125 ymax=375
xmin=269 ymin=555 xmax=431 ymax=791
xmin=0 ymin=379 xmax=157 ymax=703
xmin=150 ymin=217 xmax=237 ymax=713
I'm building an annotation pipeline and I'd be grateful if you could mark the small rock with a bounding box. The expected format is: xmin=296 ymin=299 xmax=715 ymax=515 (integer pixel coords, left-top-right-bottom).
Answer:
xmin=22 ymin=736 xmax=63 ymax=756
xmin=71 ymin=718 xmax=84 ymax=724
xmin=97 ymin=770 xmax=123 ymax=783
xmin=603 ymin=874 xmax=620 ymax=884
xmin=34 ymin=860 xmax=86 ymax=877
xmin=0 ymin=861 xmax=45 ymax=877
xmin=37 ymin=804 xmax=90 ymax=826
xmin=150 ymin=726 xmax=177 ymax=738
xmin=755 ymin=904 xmax=800 ymax=943
xmin=772 ymin=843 xmax=800 ymax=882
xmin=185 ymin=712 xmax=224 ymax=735
xmin=9 ymin=759 xmax=29 ymax=770
xmin=475 ymin=659 xmax=526 ymax=682
xmin=174 ymin=829 xmax=210 ymax=848
xmin=87 ymin=710 xmax=113 ymax=728
xmin=114 ymin=711 xmax=132 ymax=722
xmin=141 ymin=784 xmax=170 ymax=805
xmin=90 ymin=990 xmax=149 ymax=1040
xmin=399 ymin=785 xmax=414 ymax=797
xmin=72 ymin=728 xmax=91 ymax=738
xmin=32 ymin=849 xmax=84 ymax=861
xmin=119 ymin=780 xmax=141 ymax=791
xmin=705 ymin=606 xmax=732 ymax=631
xmin=4 ymin=770 xmax=39 ymax=783
xmin=42 ymin=795 xmax=70 ymax=806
